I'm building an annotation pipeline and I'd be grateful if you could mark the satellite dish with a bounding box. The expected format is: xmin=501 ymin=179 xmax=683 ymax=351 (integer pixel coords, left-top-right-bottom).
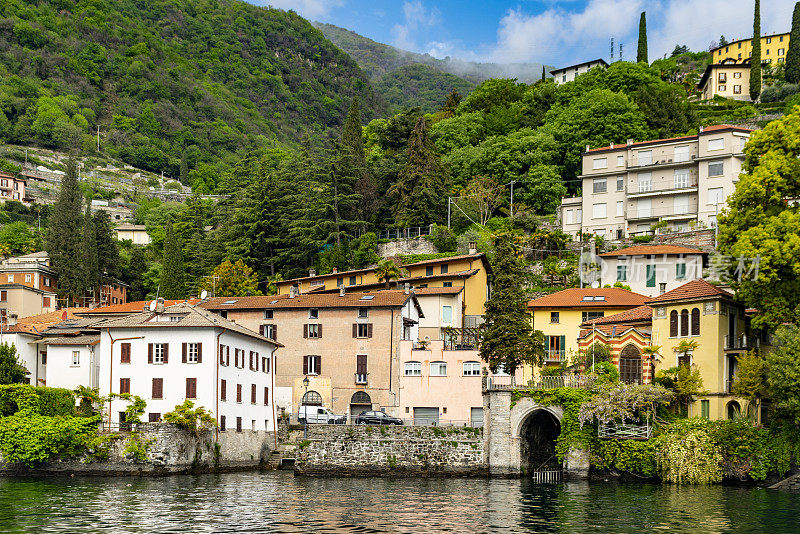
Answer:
xmin=149 ymin=300 xmax=157 ymax=312
xmin=200 ymin=290 xmax=208 ymax=300
xmin=591 ymin=281 xmax=600 ymax=289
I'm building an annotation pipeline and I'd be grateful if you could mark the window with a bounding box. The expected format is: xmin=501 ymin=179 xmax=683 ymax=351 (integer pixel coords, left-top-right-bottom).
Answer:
xmin=251 ymin=384 xmax=257 ymax=404
xmin=674 ymin=195 xmax=690 ymax=215
xmin=440 ymin=264 xmax=448 ymax=274
xmin=670 ymin=310 xmax=679 ymax=337
xmin=708 ymin=138 xmax=724 ymax=151
xmin=676 ymin=263 xmax=687 ymax=280
xmin=733 ymin=72 xmax=741 ymax=78
xmin=616 ymin=155 xmax=625 ymax=167
xmin=637 ymin=198 xmax=651 ymax=218
xmin=616 ymin=176 xmax=624 ymax=191
xmin=308 ymin=308 xmax=319 ymax=319
xmin=0 ymin=290 xmax=5 ymax=302
xmin=72 ymin=351 xmax=80 ymax=366
xmin=593 ymin=178 xmax=607 ymax=193
xmin=691 ymin=308 xmax=700 ymax=336
xmin=616 ymin=201 xmax=624 ymax=217
xmin=674 ymin=169 xmax=690 ymax=189
xmin=581 ymin=311 xmax=604 ymax=322
xmin=426 ymin=266 xmax=434 ymax=276
xmin=646 ymin=264 xmax=656 ymax=288
xmin=262 ymin=356 xmax=270 ymax=373
xmin=443 ymin=281 xmax=453 ymax=287
xmin=550 ymin=311 xmax=559 ymax=323
xmin=575 ymin=208 xmax=582 ymax=222
xmin=264 ymin=310 xmax=273 ymax=320
xmin=260 ymin=324 xmax=276 ymax=340
xmin=430 ymin=361 xmax=447 ymax=376
xmin=149 ymin=413 xmax=161 ymax=423
xmin=701 ymin=400 xmax=710 ymax=419
xmin=592 ymin=203 xmax=606 ymax=219
xmin=120 ymin=378 xmax=130 ymax=394
xmin=354 ymin=323 xmax=372 ymax=338
xmin=349 ymin=276 xmax=357 ymax=285
xmin=463 ymin=361 xmax=481 ymax=376
xmin=185 ymin=342 xmax=200 ymax=363
xmin=617 ymin=265 xmax=627 ymax=281
xmin=236 ymin=417 xmax=242 ymax=433
xmin=619 ymin=345 xmax=642 ymax=385
xmin=6 ymin=275 xmax=12 ymax=283
xmin=303 ymin=355 xmax=321 ymax=375
xmin=708 ymin=187 xmax=725 ymax=205
xmin=236 ymin=384 xmax=243 ymax=403
xmin=42 ymin=296 xmax=50 ymax=307
xmin=680 ymin=309 xmax=690 ymax=337
xmin=440 ymin=305 xmax=453 ymax=325
xmin=637 ymin=172 xmax=652 ymax=192
xmin=337 ymin=277 xmax=343 ymax=287
xmin=718 ymin=73 xmax=727 ymax=83
xmin=25 ymin=274 xmax=31 ymax=283
xmin=306 ymin=324 xmax=321 ymax=338
xmin=186 ymin=378 xmax=197 ymax=399
xmin=733 ymin=85 xmax=742 ymax=94
xmin=545 ymin=335 xmax=565 ymax=360
xmin=565 ymin=209 xmax=573 ymax=224
xmin=120 ymin=343 xmax=131 ymax=363
xmin=358 ymin=307 xmax=369 ymax=318
xmin=766 ymin=37 xmax=772 ymax=44
xmin=638 ymin=150 xmax=652 ymax=166
xmin=404 ymin=361 xmax=422 ymax=376
xmin=152 ymin=378 xmax=163 ymax=399
xmin=708 ymin=161 xmax=724 ymax=177
xmin=220 ymin=379 xmax=227 ymax=401
xmin=719 ymin=85 xmax=726 ymax=92
xmin=149 ymin=343 xmax=168 ymax=364
xmin=264 ymin=387 xmax=269 ymax=405
xmin=592 ymin=157 xmax=608 ymax=169
xmin=674 ymin=145 xmax=690 ymax=162
xmin=355 ymin=354 xmax=368 ymax=384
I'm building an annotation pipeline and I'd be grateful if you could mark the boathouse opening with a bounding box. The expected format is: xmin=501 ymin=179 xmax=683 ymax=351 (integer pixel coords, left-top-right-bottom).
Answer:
xmin=519 ymin=409 xmax=561 ymax=474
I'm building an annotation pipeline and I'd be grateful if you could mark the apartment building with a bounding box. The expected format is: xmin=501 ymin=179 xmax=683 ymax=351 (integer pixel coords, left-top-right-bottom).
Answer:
xmin=550 ymin=59 xmax=609 ymax=85
xmin=710 ymin=32 xmax=790 ymax=65
xmin=561 ymin=125 xmax=751 ymax=240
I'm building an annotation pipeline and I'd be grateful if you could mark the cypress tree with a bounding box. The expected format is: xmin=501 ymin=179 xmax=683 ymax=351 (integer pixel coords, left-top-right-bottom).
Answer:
xmin=340 ymin=96 xmax=375 ymax=222
xmin=93 ymin=210 xmax=119 ymax=279
xmin=46 ymin=159 xmax=85 ymax=305
xmin=160 ymin=222 xmax=184 ymax=299
xmin=637 ymin=12 xmax=648 ymax=63
xmin=541 ymin=65 xmax=546 ymax=81
xmin=81 ymin=205 xmax=98 ymax=300
xmin=786 ymin=2 xmax=800 ymax=84
xmin=750 ymin=0 xmax=762 ymax=100
xmin=479 ymin=234 xmax=545 ymax=374
xmin=127 ymin=246 xmax=147 ymax=301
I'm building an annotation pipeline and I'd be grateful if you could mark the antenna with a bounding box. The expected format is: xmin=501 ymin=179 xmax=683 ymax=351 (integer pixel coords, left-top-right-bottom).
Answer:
xmin=619 ymin=43 xmax=623 ymax=62
xmin=149 ymin=300 xmax=157 ymax=312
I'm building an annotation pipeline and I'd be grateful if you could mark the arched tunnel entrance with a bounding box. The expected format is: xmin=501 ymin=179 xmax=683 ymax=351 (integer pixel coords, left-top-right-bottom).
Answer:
xmin=519 ymin=410 xmax=561 ymax=474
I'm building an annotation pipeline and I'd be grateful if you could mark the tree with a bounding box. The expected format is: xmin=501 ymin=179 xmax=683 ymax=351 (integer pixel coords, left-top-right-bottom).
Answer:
xmin=93 ymin=210 xmax=119 ymax=279
xmin=0 ymin=222 xmax=39 ymax=256
xmin=440 ymin=89 xmax=462 ymax=117
xmin=127 ymin=246 xmax=147 ymax=301
xmin=81 ymin=205 xmax=98 ymax=298
xmin=0 ymin=343 xmax=27 ymax=384
xmin=785 ymin=2 xmax=800 ymax=84
xmin=633 ymin=83 xmax=696 ymax=139
xmin=750 ymin=0 xmax=762 ymax=100
xmin=200 ymin=259 xmax=261 ymax=297
xmin=766 ymin=325 xmax=800 ymax=424
xmin=389 ymin=117 xmax=451 ymax=226
xmin=46 ymin=159 xmax=86 ymax=304
xmin=179 ymin=150 xmax=189 ymax=185
xmin=375 ymin=258 xmax=405 ymax=289
xmin=340 ymin=97 xmax=376 ymax=222
xmin=719 ymin=35 xmax=729 ymax=46
xmin=637 ymin=12 xmax=648 ymax=63
xmin=457 ymin=176 xmax=502 ymax=225
xmin=671 ymin=44 xmax=690 ymax=57
xmin=480 ymin=234 xmax=545 ymax=373
xmin=518 ymin=164 xmax=567 ymax=215
xmin=541 ymin=65 xmax=546 ymax=82
xmin=731 ymin=350 xmax=767 ymax=421
xmin=718 ymin=109 xmax=800 ymax=328
xmin=160 ymin=222 xmax=184 ymax=299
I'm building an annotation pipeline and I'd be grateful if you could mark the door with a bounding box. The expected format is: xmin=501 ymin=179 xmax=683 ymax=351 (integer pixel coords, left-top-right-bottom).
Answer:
xmin=470 ymin=407 xmax=484 ymax=427
xmin=413 ymin=407 xmax=439 ymax=426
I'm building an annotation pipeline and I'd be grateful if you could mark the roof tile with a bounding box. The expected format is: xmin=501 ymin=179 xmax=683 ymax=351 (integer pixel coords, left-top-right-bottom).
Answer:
xmin=528 ymin=288 xmax=649 ymax=308
xmin=582 ymin=305 xmax=653 ymax=326
xmin=645 ymin=279 xmax=733 ymax=304
xmin=201 ymin=290 xmax=414 ymax=310
xmin=599 ymin=245 xmax=707 ymax=257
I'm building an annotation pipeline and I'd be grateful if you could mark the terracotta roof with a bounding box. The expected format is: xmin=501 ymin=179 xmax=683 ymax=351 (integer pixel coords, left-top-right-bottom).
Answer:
xmin=413 ymin=287 xmax=463 ymax=296
xmin=584 ymin=125 xmax=752 ymax=154
xmin=645 ymin=279 xmax=733 ymax=304
xmin=581 ymin=305 xmax=653 ymax=326
xmin=17 ymin=308 xmax=91 ymax=325
xmin=599 ymin=245 xmax=707 ymax=257
xmin=81 ymin=299 xmax=202 ymax=315
xmin=402 ymin=253 xmax=486 ymax=268
xmin=528 ymin=288 xmax=649 ymax=309
xmin=201 ymin=290 xmax=417 ymax=311
xmin=306 ymin=270 xmax=480 ymax=295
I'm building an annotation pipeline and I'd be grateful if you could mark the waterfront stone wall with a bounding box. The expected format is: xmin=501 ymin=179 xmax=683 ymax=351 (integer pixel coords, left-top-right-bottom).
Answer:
xmin=293 ymin=424 xmax=486 ymax=476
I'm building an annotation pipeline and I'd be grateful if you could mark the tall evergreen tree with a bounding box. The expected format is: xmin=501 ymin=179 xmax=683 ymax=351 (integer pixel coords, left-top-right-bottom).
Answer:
xmin=719 ymin=35 xmax=729 ymax=46
xmin=750 ymin=0 xmax=762 ymax=100
xmin=46 ymin=159 xmax=85 ymax=305
xmin=637 ymin=12 xmax=648 ymax=63
xmin=479 ymin=235 xmax=545 ymax=374
xmin=441 ymin=89 xmax=462 ymax=117
xmin=340 ymin=97 xmax=375 ymax=223
xmin=389 ymin=117 xmax=451 ymax=226
xmin=93 ymin=210 xmax=119 ymax=279
xmin=786 ymin=2 xmax=800 ymax=84
xmin=127 ymin=246 xmax=147 ymax=301
xmin=160 ymin=222 xmax=184 ymax=299
xmin=541 ymin=65 xmax=546 ymax=81
xmin=81 ymin=206 xmax=98 ymax=300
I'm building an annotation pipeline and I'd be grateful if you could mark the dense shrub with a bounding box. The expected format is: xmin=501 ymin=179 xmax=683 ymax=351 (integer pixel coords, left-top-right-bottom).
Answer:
xmin=760 ymin=83 xmax=800 ymax=102
xmin=0 ymin=384 xmax=75 ymax=416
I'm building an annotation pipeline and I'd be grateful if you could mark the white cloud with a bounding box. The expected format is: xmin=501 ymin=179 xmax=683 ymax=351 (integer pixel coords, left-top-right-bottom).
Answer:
xmin=256 ymin=0 xmax=343 ymax=19
xmin=392 ymin=1 xmax=441 ymax=51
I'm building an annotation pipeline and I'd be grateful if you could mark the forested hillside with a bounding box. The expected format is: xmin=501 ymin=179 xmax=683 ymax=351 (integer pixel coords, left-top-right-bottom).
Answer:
xmin=0 ymin=0 xmax=385 ymax=190
xmin=375 ymin=64 xmax=475 ymax=113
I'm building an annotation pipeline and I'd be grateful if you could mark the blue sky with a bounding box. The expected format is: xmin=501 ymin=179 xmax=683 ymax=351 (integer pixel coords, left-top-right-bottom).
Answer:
xmin=257 ymin=1 xmax=796 ymax=67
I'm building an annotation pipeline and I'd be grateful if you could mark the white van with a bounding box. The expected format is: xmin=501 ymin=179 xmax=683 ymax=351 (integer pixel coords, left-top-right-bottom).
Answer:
xmin=298 ymin=406 xmax=346 ymax=424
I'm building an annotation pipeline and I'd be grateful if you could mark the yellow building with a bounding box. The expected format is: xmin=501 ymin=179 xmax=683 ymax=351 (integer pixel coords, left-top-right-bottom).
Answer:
xmin=275 ymin=252 xmax=491 ymax=327
xmin=646 ymin=279 xmax=770 ymax=421
xmin=698 ymin=62 xmax=752 ymax=101
xmin=710 ymin=32 xmax=790 ymax=65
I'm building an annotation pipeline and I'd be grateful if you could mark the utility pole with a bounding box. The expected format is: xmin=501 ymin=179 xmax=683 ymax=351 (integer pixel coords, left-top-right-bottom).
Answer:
xmin=447 ymin=197 xmax=451 ymax=229
xmin=509 ymin=181 xmax=517 ymax=218
xmin=97 ymin=126 xmax=100 ymax=152
xmin=611 ymin=37 xmax=615 ymax=62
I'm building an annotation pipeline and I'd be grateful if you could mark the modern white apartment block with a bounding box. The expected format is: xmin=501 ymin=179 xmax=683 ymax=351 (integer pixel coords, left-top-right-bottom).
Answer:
xmin=560 ymin=125 xmax=751 ymax=240
xmin=550 ymin=59 xmax=609 ymax=85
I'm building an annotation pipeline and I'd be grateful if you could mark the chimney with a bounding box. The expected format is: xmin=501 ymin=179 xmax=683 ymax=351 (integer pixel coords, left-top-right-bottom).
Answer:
xmin=332 ymin=267 xmax=338 ymax=274
xmin=289 ymin=286 xmax=298 ymax=299
xmin=627 ymin=139 xmax=634 ymax=146
xmin=309 ymin=268 xmax=316 ymax=277
xmin=468 ymin=241 xmax=477 ymax=255
xmin=155 ymin=297 xmax=165 ymax=314
xmin=699 ymin=126 xmax=704 ymax=133
xmin=586 ymin=144 xmax=590 ymax=152
xmin=339 ymin=286 xmax=346 ymax=297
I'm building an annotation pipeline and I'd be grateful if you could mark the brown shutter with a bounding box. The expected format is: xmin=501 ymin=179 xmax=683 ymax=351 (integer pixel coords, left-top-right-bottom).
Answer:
xmin=164 ymin=344 xmax=169 ymax=364
xmin=353 ymin=324 xmax=358 ymax=338
xmin=197 ymin=343 xmax=202 ymax=363
xmin=226 ymin=346 xmax=230 ymax=366
xmin=121 ymin=343 xmax=131 ymax=363
xmin=251 ymin=383 xmax=256 ymax=404
xmin=367 ymin=323 xmax=373 ymax=338
xmin=249 ymin=352 xmax=253 ymax=370
xmin=303 ymin=355 xmax=308 ymax=375
xmin=318 ymin=324 xmax=323 ymax=337
xmin=148 ymin=343 xmax=153 ymax=364
xmin=316 ymin=355 xmax=321 ymax=375
xmin=303 ymin=324 xmax=308 ymax=338
xmin=691 ymin=308 xmax=700 ymax=336
xmin=670 ymin=311 xmax=678 ymax=337
xmin=273 ymin=325 xmax=277 ymax=341
xmin=120 ymin=378 xmax=130 ymax=394
xmin=259 ymin=325 xmax=265 ymax=336
xmin=186 ymin=378 xmax=191 ymax=398
xmin=234 ymin=349 xmax=238 ymax=368
xmin=182 ymin=343 xmax=187 ymax=363
xmin=237 ymin=384 xmax=242 ymax=403
xmin=221 ymin=379 xmax=227 ymax=400
xmin=220 ymin=344 xmax=224 ymax=365
xmin=255 ymin=352 xmax=259 ymax=372
xmin=152 ymin=378 xmax=163 ymax=399
xmin=264 ymin=387 xmax=269 ymax=405
xmin=357 ymin=354 xmax=367 ymax=375
xmin=680 ymin=309 xmax=689 ymax=337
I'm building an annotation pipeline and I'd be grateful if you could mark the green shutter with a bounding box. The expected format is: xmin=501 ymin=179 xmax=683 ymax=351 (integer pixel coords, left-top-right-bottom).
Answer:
xmin=676 ymin=263 xmax=686 ymax=279
xmin=646 ymin=264 xmax=656 ymax=287
xmin=701 ymin=399 xmax=710 ymax=419
xmin=617 ymin=265 xmax=626 ymax=281
xmin=559 ymin=335 xmax=566 ymax=355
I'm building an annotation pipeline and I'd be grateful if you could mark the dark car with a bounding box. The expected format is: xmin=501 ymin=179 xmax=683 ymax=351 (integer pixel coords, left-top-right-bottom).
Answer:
xmin=354 ymin=410 xmax=403 ymax=425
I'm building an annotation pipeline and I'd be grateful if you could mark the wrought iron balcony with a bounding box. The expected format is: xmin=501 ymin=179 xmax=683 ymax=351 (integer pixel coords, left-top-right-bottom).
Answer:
xmin=355 ymin=373 xmax=368 ymax=385
xmin=545 ymin=349 xmax=566 ymax=362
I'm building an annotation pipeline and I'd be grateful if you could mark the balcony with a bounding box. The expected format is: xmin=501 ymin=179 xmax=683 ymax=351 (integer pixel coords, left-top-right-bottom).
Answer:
xmin=627 ymin=205 xmax=698 ymax=222
xmin=627 ymin=155 xmax=697 ymax=170
xmin=724 ymin=334 xmax=756 ymax=351
xmin=443 ymin=327 xmax=480 ymax=351
xmin=545 ymin=349 xmax=566 ymax=362
xmin=355 ymin=373 xmax=368 ymax=385
xmin=411 ymin=341 xmax=430 ymax=351
xmin=627 ymin=176 xmax=699 ymax=198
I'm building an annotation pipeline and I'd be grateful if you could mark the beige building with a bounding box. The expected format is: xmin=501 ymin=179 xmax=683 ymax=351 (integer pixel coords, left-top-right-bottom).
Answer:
xmin=550 ymin=59 xmax=609 ymax=85
xmin=698 ymin=61 xmax=752 ymax=101
xmin=598 ymin=245 xmax=708 ymax=297
xmin=114 ymin=223 xmax=151 ymax=245
xmin=0 ymin=284 xmax=57 ymax=323
xmin=201 ymin=290 xmax=422 ymax=420
xmin=561 ymin=125 xmax=751 ymax=240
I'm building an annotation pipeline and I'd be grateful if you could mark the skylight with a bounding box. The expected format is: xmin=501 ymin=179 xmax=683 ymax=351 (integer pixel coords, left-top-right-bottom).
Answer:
xmin=360 ymin=295 xmax=375 ymax=300
xmin=271 ymin=300 xmax=278 ymax=304
xmin=582 ymin=296 xmax=606 ymax=301
xmin=223 ymin=300 xmax=237 ymax=305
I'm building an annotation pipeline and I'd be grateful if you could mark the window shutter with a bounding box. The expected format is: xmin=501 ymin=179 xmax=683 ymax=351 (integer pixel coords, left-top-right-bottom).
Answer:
xmin=259 ymin=325 xmax=265 ymax=336
xmin=197 ymin=343 xmax=202 ymax=363
xmin=251 ymin=383 xmax=256 ymax=404
xmin=303 ymin=324 xmax=308 ymax=338
xmin=353 ymin=324 xmax=358 ymax=338
xmin=318 ymin=324 xmax=323 ymax=337
xmin=226 ymin=346 xmax=230 ymax=366
xmin=368 ymin=323 xmax=373 ymax=338
xmin=316 ymin=355 xmax=321 ymax=375
xmin=680 ymin=309 xmax=689 ymax=337
xmin=121 ymin=343 xmax=131 ymax=363
xmin=234 ymin=349 xmax=238 ymax=368
xmin=691 ymin=308 xmax=700 ymax=336
xmin=164 ymin=344 xmax=169 ymax=364
xmin=148 ymin=343 xmax=153 ymax=364
xmin=221 ymin=379 xmax=227 ymax=400
xmin=152 ymin=378 xmax=163 ymax=399
xmin=303 ymin=356 xmax=308 ymax=375
xmin=182 ymin=343 xmax=187 ymax=363
xmin=273 ymin=325 xmax=277 ymax=341
xmin=357 ymin=354 xmax=367 ymax=375
xmin=264 ymin=387 xmax=269 ymax=405
xmin=220 ymin=345 xmax=225 ymax=365
xmin=255 ymin=353 xmax=259 ymax=372
xmin=249 ymin=352 xmax=254 ymax=370
xmin=559 ymin=335 xmax=566 ymax=352
xmin=670 ymin=311 xmax=678 ymax=337
xmin=186 ymin=378 xmax=191 ymax=398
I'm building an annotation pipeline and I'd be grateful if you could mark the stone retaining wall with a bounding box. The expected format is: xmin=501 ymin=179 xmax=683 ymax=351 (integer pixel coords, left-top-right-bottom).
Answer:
xmin=293 ymin=425 xmax=486 ymax=476
xmin=377 ymin=237 xmax=437 ymax=258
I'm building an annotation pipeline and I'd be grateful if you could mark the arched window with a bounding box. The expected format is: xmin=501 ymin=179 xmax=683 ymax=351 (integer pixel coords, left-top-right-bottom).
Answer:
xmin=727 ymin=400 xmax=741 ymax=420
xmin=351 ymin=391 xmax=371 ymax=405
xmin=301 ymin=390 xmax=322 ymax=406
xmin=619 ymin=344 xmax=642 ymax=385
xmin=691 ymin=308 xmax=700 ymax=336
xmin=670 ymin=310 xmax=679 ymax=337
xmin=680 ymin=309 xmax=689 ymax=337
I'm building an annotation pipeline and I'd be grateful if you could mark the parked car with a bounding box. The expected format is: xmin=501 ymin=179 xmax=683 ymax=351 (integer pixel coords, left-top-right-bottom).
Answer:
xmin=298 ymin=406 xmax=346 ymax=424
xmin=355 ymin=411 xmax=403 ymax=425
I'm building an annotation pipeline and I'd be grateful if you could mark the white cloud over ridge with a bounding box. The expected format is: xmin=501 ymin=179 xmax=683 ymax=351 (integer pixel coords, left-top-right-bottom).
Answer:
xmin=255 ymin=0 xmax=343 ymax=18
xmin=392 ymin=0 xmax=441 ymax=51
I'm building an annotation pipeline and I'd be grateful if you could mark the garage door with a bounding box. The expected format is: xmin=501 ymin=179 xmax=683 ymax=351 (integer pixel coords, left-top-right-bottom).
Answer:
xmin=413 ymin=407 xmax=439 ymax=426
xmin=470 ymin=407 xmax=484 ymax=427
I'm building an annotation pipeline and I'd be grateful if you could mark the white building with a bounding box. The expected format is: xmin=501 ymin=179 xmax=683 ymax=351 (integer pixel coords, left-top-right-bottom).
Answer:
xmin=113 ymin=224 xmax=151 ymax=245
xmin=561 ymin=125 xmax=751 ymax=240
xmin=551 ymin=59 xmax=609 ymax=85
xmin=97 ymin=302 xmax=280 ymax=432
xmin=597 ymin=245 xmax=708 ymax=297
xmin=413 ymin=286 xmax=463 ymax=342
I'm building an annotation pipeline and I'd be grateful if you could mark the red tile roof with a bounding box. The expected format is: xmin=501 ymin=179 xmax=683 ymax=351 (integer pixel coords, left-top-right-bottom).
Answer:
xmin=81 ymin=299 xmax=201 ymax=314
xmin=528 ymin=288 xmax=649 ymax=308
xmin=581 ymin=305 xmax=653 ymax=326
xmin=201 ymin=290 xmax=417 ymax=310
xmin=584 ymin=125 xmax=752 ymax=154
xmin=413 ymin=287 xmax=463 ymax=296
xmin=645 ymin=279 xmax=733 ymax=304
xmin=599 ymin=245 xmax=707 ymax=257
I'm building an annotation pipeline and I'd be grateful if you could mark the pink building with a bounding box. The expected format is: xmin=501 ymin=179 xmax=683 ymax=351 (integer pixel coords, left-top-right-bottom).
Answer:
xmin=0 ymin=172 xmax=27 ymax=203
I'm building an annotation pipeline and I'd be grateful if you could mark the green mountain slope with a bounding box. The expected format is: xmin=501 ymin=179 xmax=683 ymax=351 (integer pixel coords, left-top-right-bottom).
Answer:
xmin=0 ymin=0 xmax=385 ymax=183
xmin=376 ymin=64 xmax=475 ymax=113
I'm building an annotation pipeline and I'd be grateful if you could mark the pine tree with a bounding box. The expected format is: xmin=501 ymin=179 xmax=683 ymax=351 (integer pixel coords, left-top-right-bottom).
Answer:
xmin=340 ymin=96 xmax=375 ymax=223
xmin=389 ymin=117 xmax=451 ymax=227
xmin=440 ymin=89 xmax=462 ymax=117
xmin=479 ymin=235 xmax=545 ymax=374
xmin=46 ymin=159 xmax=86 ymax=305
xmin=81 ymin=205 xmax=98 ymax=300
xmin=93 ymin=210 xmax=119 ymax=279
xmin=127 ymin=246 xmax=147 ymax=301
xmin=785 ymin=2 xmax=800 ymax=84
xmin=719 ymin=35 xmax=729 ymax=46
xmin=160 ymin=222 xmax=184 ymax=299
xmin=637 ymin=12 xmax=648 ymax=63
xmin=750 ymin=0 xmax=762 ymax=100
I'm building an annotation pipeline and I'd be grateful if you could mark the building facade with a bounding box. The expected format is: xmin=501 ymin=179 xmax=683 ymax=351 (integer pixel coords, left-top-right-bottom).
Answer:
xmin=698 ymin=61 xmax=752 ymax=101
xmin=561 ymin=125 xmax=751 ymax=240
xmin=0 ymin=172 xmax=28 ymax=202
xmin=710 ymin=32 xmax=790 ymax=65
xmin=597 ymin=245 xmax=708 ymax=297
xmin=550 ymin=59 xmax=609 ymax=85
xmin=113 ymin=224 xmax=152 ymax=245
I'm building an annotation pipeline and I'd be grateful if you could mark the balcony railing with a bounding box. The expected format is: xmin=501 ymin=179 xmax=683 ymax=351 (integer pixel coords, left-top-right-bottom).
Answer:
xmin=598 ymin=421 xmax=652 ymax=440
xmin=411 ymin=341 xmax=430 ymax=351
xmin=627 ymin=205 xmax=698 ymax=221
xmin=355 ymin=373 xmax=368 ymax=385
xmin=628 ymin=155 xmax=697 ymax=169
xmin=442 ymin=327 xmax=480 ymax=351
xmin=725 ymin=379 xmax=734 ymax=393
xmin=545 ymin=349 xmax=566 ymax=362
xmin=628 ymin=176 xmax=699 ymax=196
xmin=724 ymin=334 xmax=754 ymax=351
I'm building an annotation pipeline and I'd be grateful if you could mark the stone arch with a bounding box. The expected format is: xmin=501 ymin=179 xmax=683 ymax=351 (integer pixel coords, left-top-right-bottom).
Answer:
xmin=619 ymin=344 xmax=642 ymax=384
xmin=518 ymin=409 xmax=561 ymax=473
xmin=301 ymin=390 xmax=322 ymax=406
xmin=727 ymin=400 xmax=742 ymax=420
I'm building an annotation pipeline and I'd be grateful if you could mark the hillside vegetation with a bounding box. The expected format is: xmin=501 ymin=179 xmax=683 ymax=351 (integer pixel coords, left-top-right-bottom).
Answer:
xmin=0 ymin=0 xmax=385 ymax=191
xmin=375 ymin=64 xmax=475 ymax=113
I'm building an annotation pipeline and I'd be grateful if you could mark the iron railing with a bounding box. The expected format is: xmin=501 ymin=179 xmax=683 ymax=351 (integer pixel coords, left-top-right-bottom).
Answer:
xmin=545 ymin=349 xmax=566 ymax=362
xmin=724 ymin=334 xmax=754 ymax=350
xmin=598 ymin=421 xmax=652 ymax=440
xmin=443 ymin=327 xmax=481 ymax=351
xmin=355 ymin=373 xmax=368 ymax=385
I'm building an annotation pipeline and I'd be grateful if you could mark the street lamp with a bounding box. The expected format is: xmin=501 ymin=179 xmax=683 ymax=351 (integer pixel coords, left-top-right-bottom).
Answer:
xmin=302 ymin=376 xmax=310 ymax=439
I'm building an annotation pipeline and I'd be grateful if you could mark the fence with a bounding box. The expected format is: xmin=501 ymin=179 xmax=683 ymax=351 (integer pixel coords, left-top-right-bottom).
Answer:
xmin=371 ymin=226 xmax=434 ymax=240
xmin=598 ymin=421 xmax=652 ymax=440
xmin=530 ymin=470 xmax=563 ymax=484
xmin=485 ymin=374 xmax=596 ymax=392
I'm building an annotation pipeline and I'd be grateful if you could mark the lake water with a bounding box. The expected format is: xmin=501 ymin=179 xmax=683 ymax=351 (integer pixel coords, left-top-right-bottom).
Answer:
xmin=0 ymin=472 xmax=799 ymax=533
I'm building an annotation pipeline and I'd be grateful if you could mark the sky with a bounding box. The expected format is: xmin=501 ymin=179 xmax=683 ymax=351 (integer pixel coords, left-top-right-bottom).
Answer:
xmin=255 ymin=0 xmax=796 ymax=67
